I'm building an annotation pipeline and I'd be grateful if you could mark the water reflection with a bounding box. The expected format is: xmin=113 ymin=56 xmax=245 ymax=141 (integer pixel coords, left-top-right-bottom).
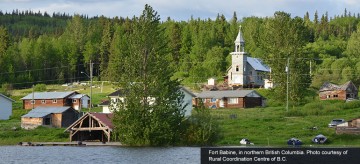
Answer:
xmin=0 ymin=146 xmax=200 ymax=164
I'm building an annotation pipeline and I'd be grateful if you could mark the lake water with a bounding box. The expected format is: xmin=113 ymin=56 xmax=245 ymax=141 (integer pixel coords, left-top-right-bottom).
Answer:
xmin=0 ymin=146 xmax=200 ymax=164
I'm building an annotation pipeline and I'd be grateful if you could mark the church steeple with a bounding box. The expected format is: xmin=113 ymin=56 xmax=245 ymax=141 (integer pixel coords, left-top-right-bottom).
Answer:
xmin=234 ymin=25 xmax=245 ymax=52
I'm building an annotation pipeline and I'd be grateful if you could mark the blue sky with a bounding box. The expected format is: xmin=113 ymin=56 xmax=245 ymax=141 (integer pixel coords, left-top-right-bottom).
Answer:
xmin=1 ymin=0 xmax=360 ymax=21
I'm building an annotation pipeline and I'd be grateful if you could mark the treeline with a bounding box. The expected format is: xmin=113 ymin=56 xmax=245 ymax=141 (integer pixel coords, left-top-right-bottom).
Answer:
xmin=1 ymin=8 xmax=360 ymax=102
xmin=0 ymin=10 xmax=73 ymax=40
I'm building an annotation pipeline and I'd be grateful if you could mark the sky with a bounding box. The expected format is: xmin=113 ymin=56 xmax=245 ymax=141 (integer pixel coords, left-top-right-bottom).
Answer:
xmin=1 ymin=0 xmax=360 ymax=21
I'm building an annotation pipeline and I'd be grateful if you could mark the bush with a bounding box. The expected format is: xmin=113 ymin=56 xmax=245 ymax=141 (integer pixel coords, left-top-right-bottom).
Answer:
xmin=0 ymin=83 xmax=13 ymax=96
xmin=33 ymin=84 xmax=47 ymax=92
xmin=182 ymin=106 xmax=221 ymax=146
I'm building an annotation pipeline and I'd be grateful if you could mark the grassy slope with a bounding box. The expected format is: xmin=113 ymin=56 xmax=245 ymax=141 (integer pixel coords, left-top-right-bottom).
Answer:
xmin=2 ymin=84 xmax=360 ymax=146
xmin=213 ymin=107 xmax=360 ymax=146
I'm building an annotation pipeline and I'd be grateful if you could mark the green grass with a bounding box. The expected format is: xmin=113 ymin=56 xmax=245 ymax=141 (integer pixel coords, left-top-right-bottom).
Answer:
xmin=2 ymin=84 xmax=360 ymax=146
xmin=213 ymin=106 xmax=360 ymax=146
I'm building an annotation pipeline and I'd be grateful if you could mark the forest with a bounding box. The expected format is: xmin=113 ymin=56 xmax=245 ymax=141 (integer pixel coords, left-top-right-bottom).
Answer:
xmin=1 ymin=8 xmax=360 ymax=104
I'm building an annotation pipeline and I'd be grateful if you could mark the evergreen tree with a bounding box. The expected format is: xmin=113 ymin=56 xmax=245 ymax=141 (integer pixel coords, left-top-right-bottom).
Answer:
xmin=112 ymin=4 xmax=185 ymax=146
xmin=259 ymin=12 xmax=311 ymax=105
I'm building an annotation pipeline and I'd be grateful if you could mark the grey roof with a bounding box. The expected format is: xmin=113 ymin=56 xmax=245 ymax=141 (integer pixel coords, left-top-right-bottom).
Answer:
xmin=21 ymin=91 xmax=76 ymax=100
xmin=108 ymin=89 xmax=127 ymax=97
xmin=180 ymin=87 xmax=196 ymax=97
xmin=319 ymin=81 xmax=358 ymax=92
xmin=69 ymin=94 xmax=89 ymax=99
xmin=247 ymin=57 xmax=270 ymax=72
xmin=22 ymin=106 xmax=74 ymax=118
xmin=235 ymin=29 xmax=245 ymax=44
xmin=0 ymin=93 xmax=15 ymax=102
xmin=98 ymin=100 xmax=110 ymax=106
xmin=196 ymin=90 xmax=262 ymax=99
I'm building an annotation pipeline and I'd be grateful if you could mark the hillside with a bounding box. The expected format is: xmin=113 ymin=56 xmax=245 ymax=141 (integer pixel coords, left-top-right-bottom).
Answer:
xmin=2 ymin=83 xmax=360 ymax=146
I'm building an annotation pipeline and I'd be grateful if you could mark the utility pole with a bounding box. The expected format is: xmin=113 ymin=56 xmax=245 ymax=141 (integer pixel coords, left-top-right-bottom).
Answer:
xmin=32 ymin=84 xmax=34 ymax=110
xmin=286 ymin=58 xmax=289 ymax=112
xmin=90 ymin=60 xmax=93 ymax=112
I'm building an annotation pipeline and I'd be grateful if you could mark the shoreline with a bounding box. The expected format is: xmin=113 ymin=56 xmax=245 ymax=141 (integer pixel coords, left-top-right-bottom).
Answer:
xmin=17 ymin=141 xmax=122 ymax=146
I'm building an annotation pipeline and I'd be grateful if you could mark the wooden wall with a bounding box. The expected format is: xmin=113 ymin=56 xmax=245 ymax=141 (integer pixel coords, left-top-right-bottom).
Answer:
xmin=61 ymin=109 xmax=79 ymax=127
xmin=52 ymin=113 xmax=62 ymax=128
xmin=21 ymin=117 xmax=43 ymax=129
xmin=195 ymin=97 xmax=262 ymax=109
xmin=245 ymin=97 xmax=263 ymax=108
xmin=23 ymin=99 xmax=67 ymax=109
xmin=319 ymin=90 xmax=347 ymax=100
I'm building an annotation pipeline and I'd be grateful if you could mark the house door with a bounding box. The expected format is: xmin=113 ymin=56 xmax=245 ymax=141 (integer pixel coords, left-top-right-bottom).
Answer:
xmin=219 ymin=99 xmax=224 ymax=108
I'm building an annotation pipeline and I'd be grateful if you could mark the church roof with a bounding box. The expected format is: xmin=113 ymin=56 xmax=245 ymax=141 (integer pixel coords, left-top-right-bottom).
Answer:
xmin=247 ymin=57 xmax=270 ymax=72
xmin=235 ymin=28 xmax=245 ymax=44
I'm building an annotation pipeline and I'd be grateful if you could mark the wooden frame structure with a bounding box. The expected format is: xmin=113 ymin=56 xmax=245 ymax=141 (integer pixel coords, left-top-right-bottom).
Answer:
xmin=65 ymin=112 xmax=113 ymax=142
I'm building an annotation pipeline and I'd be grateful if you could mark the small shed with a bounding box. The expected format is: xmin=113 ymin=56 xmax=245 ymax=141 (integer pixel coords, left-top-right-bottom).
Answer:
xmin=69 ymin=94 xmax=90 ymax=110
xmin=336 ymin=118 xmax=360 ymax=135
xmin=0 ymin=93 xmax=15 ymax=120
xmin=21 ymin=106 xmax=79 ymax=129
xmin=99 ymin=100 xmax=110 ymax=113
xmin=65 ymin=112 xmax=113 ymax=142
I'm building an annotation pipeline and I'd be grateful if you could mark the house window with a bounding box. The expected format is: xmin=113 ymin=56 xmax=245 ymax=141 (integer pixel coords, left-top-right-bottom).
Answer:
xmin=211 ymin=98 xmax=216 ymax=102
xmin=228 ymin=98 xmax=238 ymax=104
xmin=326 ymin=95 xmax=330 ymax=99
xmin=333 ymin=95 xmax=338 ymax=98
xmin=41 ymin=100 xmax=46 ymax=104
xmin=52 ymin=99 xmax=57 ymax=103
xmin=236 ymin=66 xmax=239 ymax=72
xmin=30 ymin=100 xmax=35 ymax=104
xmin=73 ymin=99 xmax=77 ymax=103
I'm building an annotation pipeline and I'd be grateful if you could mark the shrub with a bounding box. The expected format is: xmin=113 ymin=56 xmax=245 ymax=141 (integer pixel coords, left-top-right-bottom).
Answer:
xmin=33 ymin=84 xmax=47 ymax=92
xmin=182 ymin=106 xmax=221 ymax=146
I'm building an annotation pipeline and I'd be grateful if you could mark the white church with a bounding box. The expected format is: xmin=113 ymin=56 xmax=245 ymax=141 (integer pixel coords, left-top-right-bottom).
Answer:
xmin=225 ymin=26 xmax=271 ymax=88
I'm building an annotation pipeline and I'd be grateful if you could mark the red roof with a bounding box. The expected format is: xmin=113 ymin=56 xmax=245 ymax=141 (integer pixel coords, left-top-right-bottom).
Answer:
xmin=90 ymin=112 xmax=114 ymax=129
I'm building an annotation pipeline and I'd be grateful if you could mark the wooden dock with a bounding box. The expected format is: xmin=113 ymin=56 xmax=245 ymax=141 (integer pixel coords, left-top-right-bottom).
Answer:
xmin=18 ymin=141 xmax=122 ymax=146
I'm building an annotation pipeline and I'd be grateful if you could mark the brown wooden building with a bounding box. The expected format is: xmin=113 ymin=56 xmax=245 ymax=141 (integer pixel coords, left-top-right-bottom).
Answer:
xmin=65 ymin=112 xmax=113 ymax=142
xmin=336 ymin=118 xmax=360 ymax=135
xmin=21 ymin=106 xmax=79 ymax=129
xmin=21 ymin=91 xmax=89 ymax=110
xmin=319 ymin=81 xmax=358 ymax=100
xmin=194 ymin=90 xmax=265 ymax=109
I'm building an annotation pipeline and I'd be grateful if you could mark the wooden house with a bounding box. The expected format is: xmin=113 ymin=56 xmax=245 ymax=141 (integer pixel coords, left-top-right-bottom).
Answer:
xmin=194 ymin=90 xmax=265 ymax=109
xmin=336 ymin=118 xmax=360 ymax=135
xmin=319 ymin=81 xmax=358 ymax=100
xmin=21 ymin=106 xmax=79 ymax=129
xmin=0 ymin=93 xmax=15 ymax=120
xmin=21 ymin=91 xmax=89 ymax=110
xmin=65 ymin=112 xmax=113 ymax=142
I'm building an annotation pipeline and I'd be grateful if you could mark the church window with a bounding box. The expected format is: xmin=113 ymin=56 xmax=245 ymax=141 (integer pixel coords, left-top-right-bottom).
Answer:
xmin=236 ymin=66 xmax=239 ymax=72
